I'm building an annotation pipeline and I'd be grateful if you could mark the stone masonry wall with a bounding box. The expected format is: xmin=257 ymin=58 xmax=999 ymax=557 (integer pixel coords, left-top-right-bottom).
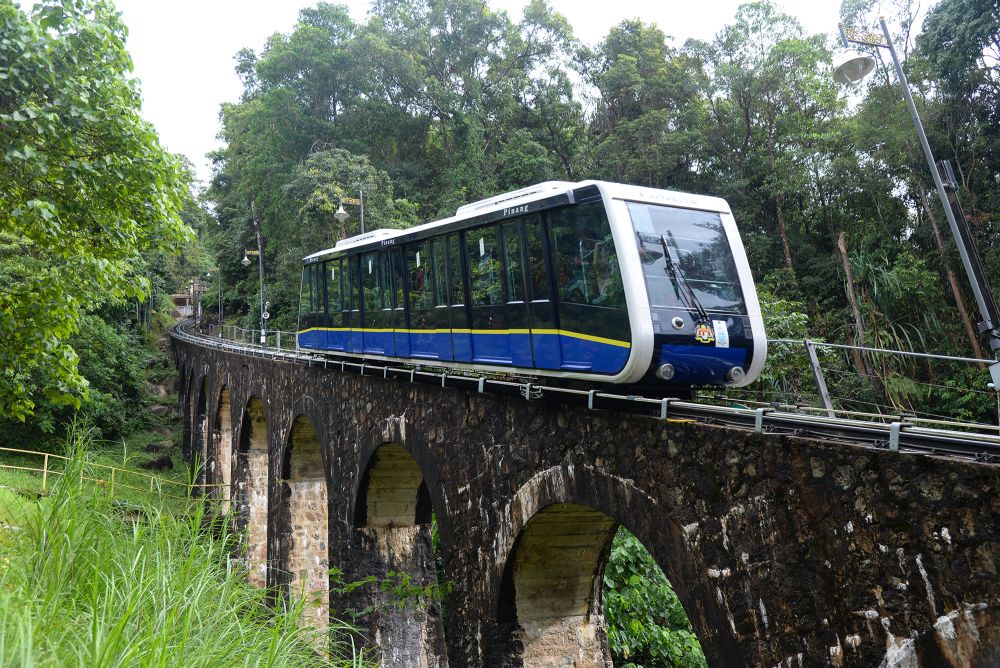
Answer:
xmin=175 ymin=338 xmax=1000 ymax=667
xmin=284 ymin=416 xmax=329 ymax=633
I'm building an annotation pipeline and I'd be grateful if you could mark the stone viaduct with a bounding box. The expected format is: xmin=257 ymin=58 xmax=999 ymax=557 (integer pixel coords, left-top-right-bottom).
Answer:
xmin=174 ymin=334 xmax=1000 ymax=667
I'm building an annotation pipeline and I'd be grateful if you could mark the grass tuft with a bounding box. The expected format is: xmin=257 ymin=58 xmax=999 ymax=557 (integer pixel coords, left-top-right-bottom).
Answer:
xmin=0 ymin=432 xmax=367 ymax=667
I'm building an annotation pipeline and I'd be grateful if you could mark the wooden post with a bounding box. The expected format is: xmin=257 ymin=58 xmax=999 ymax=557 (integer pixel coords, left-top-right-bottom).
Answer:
xmin=109 ymin=469 xmax=116 ymax=499
xmin=42 ymin=454 xmax=49 ymax=492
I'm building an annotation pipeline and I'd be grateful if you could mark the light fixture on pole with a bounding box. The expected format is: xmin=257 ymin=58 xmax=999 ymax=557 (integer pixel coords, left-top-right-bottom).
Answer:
xmin=335 ymin=191 xmax=365 ymax=233
xmin=242 ymin=245 xmax=265 ymax=345
xmin=832 ymin=49 xmax=875 ymax=85
xmin=837 ymin=18 xmax=1000 ymax=387
xmin=334 ymin=200 xmax=349 ymax=224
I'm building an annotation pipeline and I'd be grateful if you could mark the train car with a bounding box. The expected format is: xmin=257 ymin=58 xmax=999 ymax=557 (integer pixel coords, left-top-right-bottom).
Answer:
xmin=297 ymin=180 xmax=766 ymax=389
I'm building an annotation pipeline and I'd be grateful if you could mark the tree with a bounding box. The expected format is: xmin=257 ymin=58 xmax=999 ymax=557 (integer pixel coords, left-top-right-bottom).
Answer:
xmin=586 ymin=20 xmax=708 ymax=191
xmin=0 ymin=0 xmax=190 ymax=421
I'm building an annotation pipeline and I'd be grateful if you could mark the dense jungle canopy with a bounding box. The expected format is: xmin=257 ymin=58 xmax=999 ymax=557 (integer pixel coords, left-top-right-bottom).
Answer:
xmin=205 ymin=0 xmax=1000 ymax=422
xmin=2 ymin=0 xmax=999 ymax=428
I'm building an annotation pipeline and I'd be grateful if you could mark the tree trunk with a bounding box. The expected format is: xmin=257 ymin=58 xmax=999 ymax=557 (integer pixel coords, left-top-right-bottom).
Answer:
xmin=813 ymin=166 xmax=871 ymax=377
xmin=916 ymin=183 xmax=986 ymax=363
xmin=775 ymin=192 xmax=794 ymax=272
xmin=837 ymin=231 xmax=871 ymax=376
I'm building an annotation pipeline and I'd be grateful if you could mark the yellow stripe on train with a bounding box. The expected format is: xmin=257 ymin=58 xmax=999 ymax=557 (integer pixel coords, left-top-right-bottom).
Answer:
xmin=296 ymin=327 xmax=631 ymax=349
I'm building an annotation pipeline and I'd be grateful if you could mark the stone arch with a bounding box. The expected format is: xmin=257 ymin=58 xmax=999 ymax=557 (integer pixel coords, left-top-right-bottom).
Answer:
xmin=489 ymin=463 xmax=738 ymax=666
xmin=234 ymin=395 xmax=269 ymax=587
xmin=274 ymin=413 xmax=330 ymax=633
xmin=209 ymin=385 xmax=232 ymax=513
xmin=347 ymin=421 xmax=448 ymax=667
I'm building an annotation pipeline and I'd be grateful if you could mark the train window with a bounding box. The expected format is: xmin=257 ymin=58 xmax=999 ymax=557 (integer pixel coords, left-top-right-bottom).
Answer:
xmin=628 ymin=202 xmax=746 ymax=313
xmin=390 ymin=247 xmax=405 ymax=311
xmin=313 ymin=263 xmax=324 ymax=314
xmin=299 ymin=265 xmax=313 ymax=324
xmin=327 ymin=259 xmax=342 ymax=327
xmin=525 ymin=214 xmax=550 ymax=301
xmin=448 ymin=234 xmax=465 ymax=305
xmin=407 ymin=241 xmax=434 ymax=310
xmin=431 ymin=238 xmax=448 ymax=307
xmin=548 ymin=203 xmax=625 ymax=309
xmin=362 ymin=252 xmax=381 ymax=312
xmin=378 ymin=251 xmax=391 ymax=311
xmin=466 ymin=225 xmax=503 ymax=306
xmin=348 ymin=257 xmax=360 ymax=312
xmin=501 ymin=221 xmax=525 ymax=303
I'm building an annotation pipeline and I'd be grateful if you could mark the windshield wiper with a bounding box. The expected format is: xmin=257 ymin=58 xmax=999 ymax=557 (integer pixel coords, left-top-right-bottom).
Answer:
xmin=660 ymin=233 xmax=709 ymax=322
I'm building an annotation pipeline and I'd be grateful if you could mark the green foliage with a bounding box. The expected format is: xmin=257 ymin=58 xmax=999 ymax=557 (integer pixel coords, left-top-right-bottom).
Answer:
xmin=205 ymin=0 xmax=998 ymax=424
xmin=0 ymin=0 xmax=191 ymax=421
xmin=0 ymin=436 xmax=366 ymax=667
xmin=603 ymin=528 xmax=706 ymax=668
xmin=750 ymin=286 xmax=825 ymax=403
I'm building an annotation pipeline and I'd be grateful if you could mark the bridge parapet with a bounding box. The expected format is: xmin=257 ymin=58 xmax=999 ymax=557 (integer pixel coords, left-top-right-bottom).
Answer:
xmin=174 ymin=331 xmax=1000 ymax=667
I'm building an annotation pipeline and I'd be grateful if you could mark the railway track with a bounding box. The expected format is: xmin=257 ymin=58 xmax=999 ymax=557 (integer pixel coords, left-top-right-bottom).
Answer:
xmin=172 ymin=322 xmax=1000 ymax=463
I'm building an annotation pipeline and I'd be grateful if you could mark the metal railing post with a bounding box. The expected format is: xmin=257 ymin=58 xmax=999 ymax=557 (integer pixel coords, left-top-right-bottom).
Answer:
xmin=804 ymin=339 xmax=836 ymax=418
xmin=42 ymin=453 xmax=48 ymax=492
xmin=277 ymin=331 xmax=281 ymax=350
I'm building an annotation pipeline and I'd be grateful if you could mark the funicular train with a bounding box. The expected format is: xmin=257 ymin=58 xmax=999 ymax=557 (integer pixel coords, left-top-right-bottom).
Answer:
xmin=296 ymin=180 xmax=766 ymax=390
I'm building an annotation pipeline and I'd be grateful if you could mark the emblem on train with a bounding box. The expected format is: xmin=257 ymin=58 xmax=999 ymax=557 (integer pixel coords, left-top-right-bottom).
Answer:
xmin=694 ymin=321 xmax=715 ymax=344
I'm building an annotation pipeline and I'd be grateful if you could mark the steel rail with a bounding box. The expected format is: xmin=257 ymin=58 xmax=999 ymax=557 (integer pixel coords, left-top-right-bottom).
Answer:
xmin=172 ymin=323 xmax=1000 ymax=462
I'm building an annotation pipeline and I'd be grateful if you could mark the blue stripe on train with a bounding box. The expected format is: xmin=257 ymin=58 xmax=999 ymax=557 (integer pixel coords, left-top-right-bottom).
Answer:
xmin=297 ymin=330 xmax=630 ymax=375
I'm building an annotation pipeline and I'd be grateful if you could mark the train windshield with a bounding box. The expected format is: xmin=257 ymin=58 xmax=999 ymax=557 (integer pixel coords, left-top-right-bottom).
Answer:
xmin=627 ymin=202 xmax=746 ymax=313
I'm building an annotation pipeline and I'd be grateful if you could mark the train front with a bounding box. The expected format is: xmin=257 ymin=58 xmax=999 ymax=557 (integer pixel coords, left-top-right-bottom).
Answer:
xmin=624 ymin=196 xmax=766 ymax=387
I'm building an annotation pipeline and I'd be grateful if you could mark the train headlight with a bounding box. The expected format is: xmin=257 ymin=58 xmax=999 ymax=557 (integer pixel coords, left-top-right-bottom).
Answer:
xmin=725 ymin=366 xmax=746 ymax=384
xmin=655 ymin=363 xmax=675 ymax=381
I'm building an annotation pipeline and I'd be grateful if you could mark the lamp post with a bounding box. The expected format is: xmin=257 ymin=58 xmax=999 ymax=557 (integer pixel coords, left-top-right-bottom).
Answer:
xmin=836 ymin=18 xmax=1000 ymax=387
xmin=206 ymin=270 xmax=222 ymax=334
xmin=245 ymin=198 xmax=268 ymax=345
xmin=335 ymin=190 xmax=364 ymax=233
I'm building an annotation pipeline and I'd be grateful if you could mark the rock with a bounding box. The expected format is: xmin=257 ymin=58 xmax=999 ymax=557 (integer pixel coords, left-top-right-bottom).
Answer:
xmin=147 ymin=383 xmax=168 ymax=398
xmin=153 ymin=426 xmax=172 ymax=437
xmin=138 ymin=455 xmax=173 ymax=471
xmin=144 ymin=442 xmax=171 ymax=454
xmin=149 ymin=405 xmax=172 ymax=417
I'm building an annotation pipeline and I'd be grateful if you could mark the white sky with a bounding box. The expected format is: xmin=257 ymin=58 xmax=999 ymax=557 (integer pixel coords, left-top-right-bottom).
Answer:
xmin=103 ymin=1 xmax=854 ymax=186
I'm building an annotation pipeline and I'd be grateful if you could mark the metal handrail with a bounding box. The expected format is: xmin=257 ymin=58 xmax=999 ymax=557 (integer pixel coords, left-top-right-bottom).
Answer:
xmin=0 ymin=445 xmax=229 ymax=500
xmin=770 ymin=338 xmax=996 ymax=366
xmin=172 ymin=320 xmax=1000 ymax=459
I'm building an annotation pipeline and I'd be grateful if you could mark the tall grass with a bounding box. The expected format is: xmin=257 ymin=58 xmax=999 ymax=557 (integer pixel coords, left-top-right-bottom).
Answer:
xmin=0 ymin=437 xmax=366 ymax=667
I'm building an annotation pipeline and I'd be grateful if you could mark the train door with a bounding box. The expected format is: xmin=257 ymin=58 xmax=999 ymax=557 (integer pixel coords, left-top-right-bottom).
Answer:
xmin=406 ymin=240 xmax=438 ymax=359
xmin=361 ymin=250 xmax=394 ymax=355
xmin=525 ymin=214 xmax=560 ymax=369
xmin=389 ymin=246 xmax=409 ymax=357
xmin=429 ymin=238 xmax=453 ymax=361
xmin=325 ymin=259 xmax=345 ymax=351
xmin=548 ymin=202 xmax=631 ymax=373
xmin=348 ymin=256 xmax=362 ymax=353
xmin=447 ymin=233 xmax=471 ymax=361
xmin=500 ymin=220 xmax=532 ymax=368
xmin=466 ymin=224 xmax=511 ymax=364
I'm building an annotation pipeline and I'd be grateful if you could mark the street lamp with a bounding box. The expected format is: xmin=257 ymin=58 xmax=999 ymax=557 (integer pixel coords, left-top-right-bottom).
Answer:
xmin=207 ymin=270 xmax=222 ymax=334
xmin=837 ymin=18 xmax=1000 ymax=387
xmin=334 ymin=190 xmax=365 ymax=233
xmin=334 ymin=201 xmax=349 ymax=224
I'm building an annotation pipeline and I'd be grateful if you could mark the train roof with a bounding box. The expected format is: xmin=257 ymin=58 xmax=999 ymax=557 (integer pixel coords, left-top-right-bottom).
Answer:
xmin=303 ymin=180 xmax=732 ymax=263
